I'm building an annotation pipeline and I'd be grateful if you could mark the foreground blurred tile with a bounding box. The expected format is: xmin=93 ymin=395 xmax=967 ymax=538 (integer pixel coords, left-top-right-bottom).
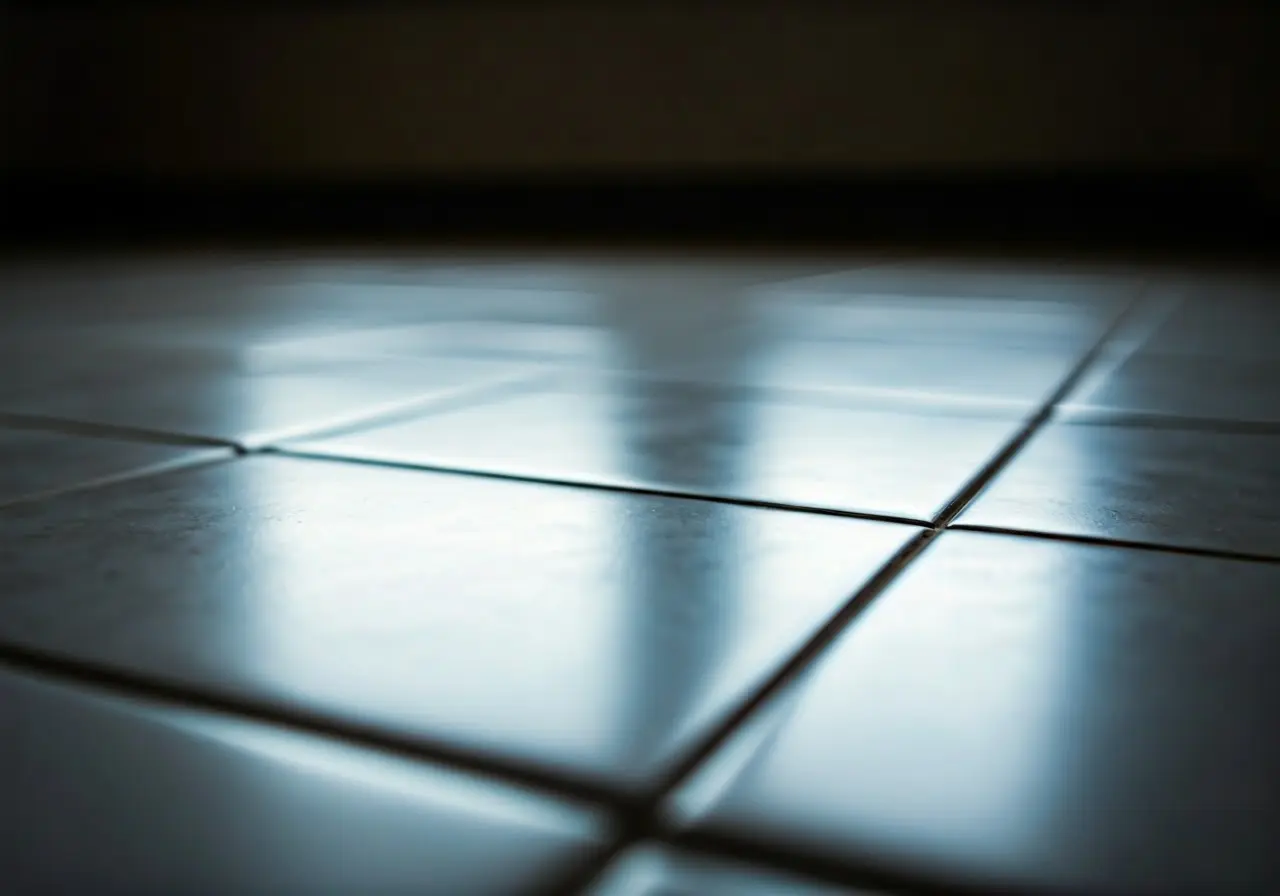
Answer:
xmin=0 ymin=348 xmax=534 ymax=448
xmin=588 ymin=845 xmax=869 ymax=896
xmin=286 ymin=377 xmax=1023 ymax=521
xmin=960 ymin=421 xmax=1280 ymax=557
xmin=678 ymin=533 xmax=1280 ymax=895
xmin=0 ymin=455 xmax=915 ymax=791
xmin=0 ymin=428 xmax=224 ymax=507
xmin=0 ymin=666 xmax=603 ymax=895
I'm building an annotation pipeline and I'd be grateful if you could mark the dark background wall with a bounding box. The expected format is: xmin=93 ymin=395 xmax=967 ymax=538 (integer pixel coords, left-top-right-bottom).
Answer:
xmin=2 ymin=2 xmax=1278 ymax=249
xmin=3 ymin=2 xmax=1276 ymax=179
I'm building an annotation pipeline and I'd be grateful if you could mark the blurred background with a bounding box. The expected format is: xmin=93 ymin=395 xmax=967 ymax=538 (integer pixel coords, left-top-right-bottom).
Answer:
xmin=3 ymin=1 xmax=1278 ymax=250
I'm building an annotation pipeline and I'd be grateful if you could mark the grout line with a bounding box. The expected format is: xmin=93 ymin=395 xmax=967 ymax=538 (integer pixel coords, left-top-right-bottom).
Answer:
xmin=0 ymin=275 xmax=1191 ymax=894
xmin=0 ymin=450 xmax=240 ymax=511
xmin=555 ymin=367 xmax=1040 ymax=421
xmin=551 ymin=530 xmax=942 ymax=895
xmin=665 ymin=828 xmax=1028 ymax=896
xmin=0 ymin=411 xmax=237 ymax=450
xmin=951 ymin=523 xmax=1280 ymax=567
xmin=653 ymin=528 xmax=937 ymax=795
xmin=930 ymin=284 xmax=1154 ymax=528
xmin=0 ymin=642 xmax=624 ymax=811
xmin=0 ymin=369 xmax=554 ymax=458
xmin=267 ymin=448 xmax=934 ymax=529
xmin=248 ymin=368 xmax=559 ymax=449
xmin=1069 ymin=285 xmax=1183 ymax=373
xmin=558 ymin=280 xmax=1158 ymax=894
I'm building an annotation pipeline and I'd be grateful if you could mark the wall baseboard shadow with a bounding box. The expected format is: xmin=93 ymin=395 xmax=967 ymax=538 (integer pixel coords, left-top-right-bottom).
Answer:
xmin=2 ymin=174 xmax=1274 ymax=255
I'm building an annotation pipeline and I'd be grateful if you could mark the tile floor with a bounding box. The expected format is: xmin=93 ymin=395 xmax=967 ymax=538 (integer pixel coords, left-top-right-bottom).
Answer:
xmin=1 ymin=252 xmax=1277 ymax=895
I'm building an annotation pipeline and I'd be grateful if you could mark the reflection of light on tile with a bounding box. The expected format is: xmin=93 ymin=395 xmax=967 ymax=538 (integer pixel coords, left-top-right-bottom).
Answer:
xmin=586 ymin=846 xmax=667 ymax=896
xmin=738 ymin=340 xmax=1078 ymax=407
xmin=216 ymin=456 xmax=911 ymax=784
xmin=755 ymin=291 xmax=1105 ymax=348
xmin=165 ymin=710 xmax=598 ymax=833
xmin=665 ymin=687 xmax=800 ymax=825
xmin=720 ymin=534 xmax=1074 ymax=871
xmin=232 ymin=459 xmax=624 ymax=770
xmin=245 ymin=319 xmax=611 ymax=366
xmin=287 ymin=379 xmax=1025 ymax=521
xmin=234 ymin=357 xmax=538 ymax=445
xmin=746 ymin=399 xmax=1021 ymax=520
xmin=589 ymin=844 xmax=865 ymax=895
xmin=627 ymin=510 xmax=914 ymax=769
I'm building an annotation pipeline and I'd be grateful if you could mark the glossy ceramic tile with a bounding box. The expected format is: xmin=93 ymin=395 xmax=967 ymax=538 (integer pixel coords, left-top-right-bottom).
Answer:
xmin=0 ymin=428 xmax=222 ymax=507
xmin=588 ymin=846 xmax=868 ymax=896
xmin=1138 ymin=285 xmax=1280 ymax=358
xmin=0 ymin=454 xmax=916 ymax=791
xmin=768 ymin=262 xmax=1135 ymax=306
xmin=285 ymin=376 xmax=1025 ymax=521
xmin=703 ymin=340 xmax=1084 ymax=407
xmin=252 ymin=269 xmax=1127 ymax=395
xmin=232 ymin=276 xmax=770 ymax=377
xmin=960 ymin=421 xmax=1280 ymax=556
xmin=4 ymin=251 xmax=1267 ymax=895
xmin=0 ymin=347 xmax=535 ymax=448
xmin=751 ymin=290 xmax=1117 ymax=352
xmin=3 ymin=256 xmax=838 ymax=360
xmin=680 ymin=533 xmax=1280 ymax=895
xmin=1069 ymin=350 xmax=1280 ymax=424
xmin=0 ymin=666 xmax=603 ymax=895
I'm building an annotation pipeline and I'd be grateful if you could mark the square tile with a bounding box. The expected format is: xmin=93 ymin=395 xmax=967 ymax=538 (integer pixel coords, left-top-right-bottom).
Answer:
xmin=285 ymin=376 xmax=1028 ymax=522
xmin=0 ymin=454 xmax=916 ymax=792
xmin=1068 ymin=349 xmax=1280 ymax=425
xmin=679 ymin=533 xmax=1280 ymax=894
xmin=751 ymin=287 xmax=1123 ymax=353
xmin=959 ymin=420 xmax=1280 ymax=557
xmin=1138 ymin=287 xmax=1280 ymax=359
xmin=0 ymin=427 xmax=224 ymax=507
xmin=588 ymin=845 xmax=868 ymax=896
xmin=0 ymin=666 xmax=603 ymax=895
xmin=0 ymin=346 xmax=536 ymax=448
xmin=705 ymin=340 xmax=1085 ymax=408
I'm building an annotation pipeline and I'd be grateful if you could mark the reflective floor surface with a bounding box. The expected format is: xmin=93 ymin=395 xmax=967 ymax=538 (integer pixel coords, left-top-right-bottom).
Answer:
xmin=1 ymin=250 xmax=1278 ymax=894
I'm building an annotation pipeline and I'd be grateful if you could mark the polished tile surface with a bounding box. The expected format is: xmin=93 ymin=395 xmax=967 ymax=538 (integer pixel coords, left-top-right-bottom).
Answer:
xmin=1071 ymin=350 xmax=1280 ymax=424
xmin=0 ymin=427 xmax=221 ymax=507
xmin=0 ymin=346 xmax=536 ymax=448
xmin=1136 ymin=282 xmax=1280 ymax=358
xmin=0 ymin=666 xmax=603 ymax=895
xmin=4 ymin=252 xmax=1278 ymax=895
xmin=588 ymin=846 xmax=867 ymax=896
xmin=286 ymin=376 xmax=1023 ymax=521
xmin=960 ymin=421 xmax=1280 ymax=555
xmin=752 ymin=286 xmax=1118 ymax=351
xmin=0 ymin=454 xmax=915 ymax=791
xmin=680 ymin=532 xmax=1280 ymax=895
xmin=687 ymin=340 xmax=1087 ymax=408
xmin=1067 ymin=279 xmax=1280 ymax=424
